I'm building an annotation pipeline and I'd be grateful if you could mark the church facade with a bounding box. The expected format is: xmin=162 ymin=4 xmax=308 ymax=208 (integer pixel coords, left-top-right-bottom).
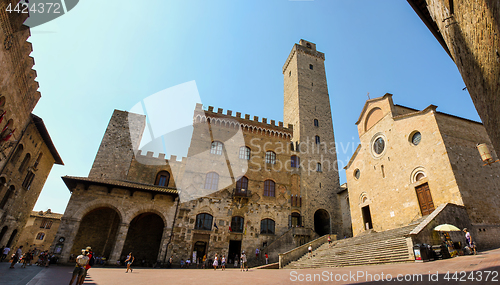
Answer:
xmin=345 ymin=94 xmax=500 ymax=248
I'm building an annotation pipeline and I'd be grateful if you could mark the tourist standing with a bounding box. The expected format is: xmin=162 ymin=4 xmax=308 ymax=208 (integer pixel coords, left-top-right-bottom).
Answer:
xmin=79 ymin=247 xmax=93 ymax=285
xmin=221 ymin=255 xmax=226 ymax=270
xmin=240 ymin=251 xmax=247 ymax=271
xmin=69 ymin=250 xmax=89 ymax=285
xmin=202 ymin=254 xmax=206 ymax=269
xmin=125 ymin=252 xmax=134 ymax=273
xmin=463 ymin=228 xmax=476 ymax=255
xmin=328 ymin=235 xmax=332 ymax=247
xmin=308 ymin=244 xmax=312 ymax=259
xmin=213 ymin=253 xmax=218 ymax=270
xmin=265 ymin=253 xmax=268 ymax=265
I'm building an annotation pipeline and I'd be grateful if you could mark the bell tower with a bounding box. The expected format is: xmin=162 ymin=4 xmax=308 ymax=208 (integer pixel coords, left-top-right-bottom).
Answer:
xmin=283 ymin=40 xmax=341 ymax=236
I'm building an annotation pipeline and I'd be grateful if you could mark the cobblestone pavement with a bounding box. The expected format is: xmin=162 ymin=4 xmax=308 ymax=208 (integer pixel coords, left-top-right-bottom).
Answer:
xmin=1 ymin=248 xmax=499 ymax=285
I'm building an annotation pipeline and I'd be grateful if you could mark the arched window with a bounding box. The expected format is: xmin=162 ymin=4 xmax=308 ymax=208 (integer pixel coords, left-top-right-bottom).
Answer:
xmin=155 ymin=171 xmax=170 ymax=187
xmin=317 ymin=163 xmax=322 ymax=172
xmin=264 ymin=180 xmax=275 ymax=197
xmin=18 ymin=153 xmax=31 ymax=173
xmin=265 ymin=151 xmax=276 ymax=164
xmin=260 ymin=219 xmax=275 ymax=234
xmin=231 ymin=216 xmax=244 ymax=233
xmin=36 ymin=232 xmax=45 ymax=240
xmin=291 ymin=156 xmax=299 ymax=168
xmin=0 ymin=185 xmax=14 ymax=209
xmin=314 ymin=119 xmax=319 ymax=127
xmin=22 ymin=171 xmax=35 ymax=190
xmin=291 ymin=212 xmax=302 ymax=227
xmin=236 ymin=176 xmax=248 ymax=192
xmin=239 ymin=146 xmax=251 ymax=160
xmin=210 ymin=141 xmax=223 ymax=155
xmin=33 ymin=153 xmax=43 ymax=169
xmin=11 ymin=144 xmax=23 ymax=165
xmin=195 ymin=213 xmax=213 ymax=230
xmin=204 ymin=172 xmax=219 ymax=190
xmin=315 ymin=136 xmax=320 ymax=144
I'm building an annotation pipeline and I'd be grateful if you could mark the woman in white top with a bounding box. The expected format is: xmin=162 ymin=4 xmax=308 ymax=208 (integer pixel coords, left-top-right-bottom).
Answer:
xmin=213 ymin=253 xmax=218 ymax=270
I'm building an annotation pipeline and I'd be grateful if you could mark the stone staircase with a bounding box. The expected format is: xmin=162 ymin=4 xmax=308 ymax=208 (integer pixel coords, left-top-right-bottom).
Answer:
xmin=285 ymin=225 xmax=417 ymax=269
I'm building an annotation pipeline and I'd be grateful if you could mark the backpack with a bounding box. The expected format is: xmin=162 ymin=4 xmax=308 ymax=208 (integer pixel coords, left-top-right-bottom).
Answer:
xmin=88 ymin=254 xmax=95 ymax=266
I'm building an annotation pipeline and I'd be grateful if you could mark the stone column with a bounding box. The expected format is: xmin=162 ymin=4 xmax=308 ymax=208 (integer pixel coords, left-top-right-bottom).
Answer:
xmin=108 ymin=223 xmax=129 ymax=264
xmin=157 ymin=226 xmax=171 ymax=262
xmin=56 ymin=217 xmax=81 ymax=263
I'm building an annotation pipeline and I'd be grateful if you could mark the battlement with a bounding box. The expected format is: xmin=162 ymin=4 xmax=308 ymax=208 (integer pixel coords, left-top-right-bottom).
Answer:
xmin=194 ymin=103 xmax=293 ymax=135
xmin=135 ymin=150 xmax=187 ymax=163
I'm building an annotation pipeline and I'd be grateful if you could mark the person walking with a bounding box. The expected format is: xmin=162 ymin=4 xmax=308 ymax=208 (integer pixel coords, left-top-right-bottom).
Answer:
xmin=212 ymin=253 xmax=218 ymax=270
xmin=1 ymin=246 xmax=10 ymax=262
xmin=202 ymin=254 xmax=206 ymax=269
xmin=463 ymin=228 xmax=476 ymax=255
xmin=265 ymin=253 xmax=268 ymax=265
xmin=308 ymin=244 xmax=312 ymax=259
xmin=10 ymin=245 xmax=22 ymax=268
xmin=79 ymin=247 xmax=93 ymax=285
xmin=125 ymin=252 xmax=134 ymax=273
xmin=69 ymin=250 xmax=89 ymax=285
xmin=240 ymin=251 xmax=247 ymax=271
xmin=328 ymin=235 xmax=332 ymax=247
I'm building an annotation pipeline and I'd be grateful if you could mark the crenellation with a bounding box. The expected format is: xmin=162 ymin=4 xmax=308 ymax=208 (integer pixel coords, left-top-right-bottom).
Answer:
xmin=158 ymin=153 xmax=166 ymax=159
xmin=217 ymin=108 xmax=223 ymax=114
xmin=170 ymin=155 xmax=177 ymax=161
xmin=279 ymin=121 xmax=283 ymax=127
xmin=262 ymin=118 xmax=267 ymax=124
xmin=146 ymin=151 xmax=154 ymax=157
xmin=253 ymin=116 xmax=259 ymax=122
xmin=227 ymin=110 xmax=232 ymax=116
xmin=245 ymin=114 xmax=250 ymax=120
xmin=236 ymin=112 xmax=241 ymax=118
xmin=208 ymin=106 xmax=214 ymax=112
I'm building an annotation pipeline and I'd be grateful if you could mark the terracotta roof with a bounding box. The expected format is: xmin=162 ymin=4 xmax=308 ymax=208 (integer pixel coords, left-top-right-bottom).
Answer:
xmin=61 ymin=176 xmax=179 ymax=196
xmin=30 ymin=210 xmax=63 ymax=219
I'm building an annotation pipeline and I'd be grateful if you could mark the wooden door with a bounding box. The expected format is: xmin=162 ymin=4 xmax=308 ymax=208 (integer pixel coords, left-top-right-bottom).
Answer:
xmin=415 ymin=183 xmax=435 ymax=215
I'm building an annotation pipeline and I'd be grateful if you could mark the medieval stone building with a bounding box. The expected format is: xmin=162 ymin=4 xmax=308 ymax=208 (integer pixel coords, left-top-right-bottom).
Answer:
xmin=0 ymin=0 xmax=63 ymax=249
xmin=345 ymin=94 xmax=500 ymax=249
xmin=52 ymin=40 xmax=343 ymax=265
xmin=408 ymin=0 xmax=500 ymax=157
xmin=16 ymin=209 xmax=63 ymax=253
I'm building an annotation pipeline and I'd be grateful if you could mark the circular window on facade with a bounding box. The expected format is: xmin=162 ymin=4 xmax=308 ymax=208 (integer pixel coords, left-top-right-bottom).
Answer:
xmin=411 ymin=131 xmax=421 ymax=146
xmin=354 ymin=169 xmax=360 ymax=180
xmin=373 ymin=137 xmax=385 ymax=155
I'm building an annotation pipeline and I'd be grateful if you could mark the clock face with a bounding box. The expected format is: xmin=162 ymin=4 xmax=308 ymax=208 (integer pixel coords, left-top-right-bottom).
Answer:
xmin=59 ymin=237 xmax=65 ymax=243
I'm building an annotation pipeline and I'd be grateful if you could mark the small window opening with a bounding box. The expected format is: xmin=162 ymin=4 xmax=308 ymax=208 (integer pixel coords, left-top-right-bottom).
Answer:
xmin=309 ymin=64 xmax=313 ymax=70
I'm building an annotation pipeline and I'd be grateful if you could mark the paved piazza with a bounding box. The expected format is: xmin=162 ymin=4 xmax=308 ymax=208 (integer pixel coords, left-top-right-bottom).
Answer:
xmin=0 ymin=248 xmax=499 ymax=285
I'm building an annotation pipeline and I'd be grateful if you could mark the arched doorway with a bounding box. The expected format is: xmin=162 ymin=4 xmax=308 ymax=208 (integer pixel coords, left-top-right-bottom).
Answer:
xmin=121 ymin=213 xmax=164 ymax=266
xmin=71 ymin=207 xmax=121 ymax=259
xmin=314 ymin=209 xmax=330 ymax=236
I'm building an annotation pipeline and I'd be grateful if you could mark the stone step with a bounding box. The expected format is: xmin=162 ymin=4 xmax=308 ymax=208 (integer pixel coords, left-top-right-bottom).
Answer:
xmin=283 ymin=226 xmax=416 ymax=269
xmin=294 ymin=248 xmax=410 ymax=265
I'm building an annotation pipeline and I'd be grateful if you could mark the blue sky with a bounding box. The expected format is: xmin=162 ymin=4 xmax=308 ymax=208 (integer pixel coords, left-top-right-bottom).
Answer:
xmin=29 ymin=0 xmax=478 ymax=213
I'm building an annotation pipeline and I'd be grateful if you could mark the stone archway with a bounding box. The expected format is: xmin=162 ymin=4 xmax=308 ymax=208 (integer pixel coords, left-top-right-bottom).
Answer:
xmin=121 ymin=212 xmax=164 ymax=265
xmin=314 ymin=209 xmax=330 ymax=236
xmin=71 ymin=207 xmax=121 ymax=259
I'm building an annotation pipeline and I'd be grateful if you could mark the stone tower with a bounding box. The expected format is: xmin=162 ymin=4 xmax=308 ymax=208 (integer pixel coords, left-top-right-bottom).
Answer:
xmin=88 ymin=110 xmax=146 ymax=180
xmin=283 ymin=40 xmax=341 ymax=236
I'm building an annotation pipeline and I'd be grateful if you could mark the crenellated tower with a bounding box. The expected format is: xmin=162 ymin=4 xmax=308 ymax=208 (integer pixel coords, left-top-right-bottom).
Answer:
xmin=283 ymin=40 xmax=342 ymax=236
